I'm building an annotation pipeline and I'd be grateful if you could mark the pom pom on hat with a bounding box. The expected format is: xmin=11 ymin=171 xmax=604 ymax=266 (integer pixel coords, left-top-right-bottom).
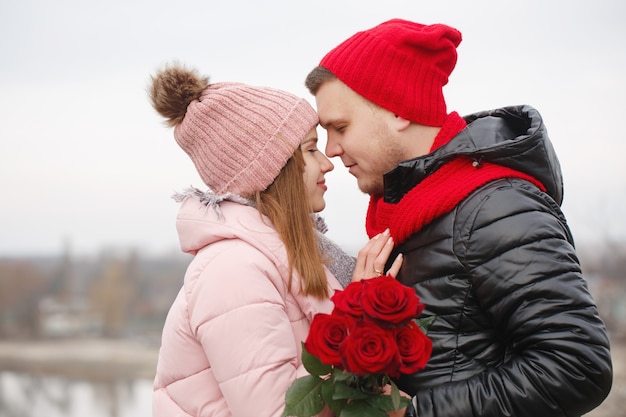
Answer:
xmin=320 ymin=19 xmax=462 ymax=127
xmin=149 ymin=64 xmax=318 ymax=196
xmin=149 ymin=64 xmax=209 ymax=127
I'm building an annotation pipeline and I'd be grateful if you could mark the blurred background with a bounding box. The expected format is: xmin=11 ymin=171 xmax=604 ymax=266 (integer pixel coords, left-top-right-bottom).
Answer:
xmin=0 ymin=0 xmax=624 ymax=416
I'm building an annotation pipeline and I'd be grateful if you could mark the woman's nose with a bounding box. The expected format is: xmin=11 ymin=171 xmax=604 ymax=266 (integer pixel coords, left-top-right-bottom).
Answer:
xmin=321 ymin=154 xmax=334 ymax=173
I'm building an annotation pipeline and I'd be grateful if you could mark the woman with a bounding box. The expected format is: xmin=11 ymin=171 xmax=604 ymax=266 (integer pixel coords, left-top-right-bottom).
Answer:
xmin=148 ymin=64 xmax=400 ymax=417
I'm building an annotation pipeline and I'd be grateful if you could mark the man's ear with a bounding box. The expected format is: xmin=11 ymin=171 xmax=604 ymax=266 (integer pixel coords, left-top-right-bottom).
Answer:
xmin=393 ymin=114 xmax=412 ymax=132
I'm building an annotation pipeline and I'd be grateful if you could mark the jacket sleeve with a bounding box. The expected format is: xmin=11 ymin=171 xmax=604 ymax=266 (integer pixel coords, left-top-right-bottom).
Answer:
xmin=416 ymin=181 xmax=612 ymax=417
xmin=186 ymin=241 xmax=306 ymax=417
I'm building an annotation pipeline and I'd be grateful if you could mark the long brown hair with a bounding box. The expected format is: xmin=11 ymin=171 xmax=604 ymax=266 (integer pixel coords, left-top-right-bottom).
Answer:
xmin=255 ymin=150 xmax=329 ymax=299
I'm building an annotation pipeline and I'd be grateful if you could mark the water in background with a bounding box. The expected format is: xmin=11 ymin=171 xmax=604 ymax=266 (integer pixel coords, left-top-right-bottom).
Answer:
xmin=0 ymin=372 xmax=152 ymax=417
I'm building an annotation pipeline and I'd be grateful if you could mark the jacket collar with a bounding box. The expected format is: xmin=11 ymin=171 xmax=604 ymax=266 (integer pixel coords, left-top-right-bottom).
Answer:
xmin=383 ymin=105 xmax=563 ymax=205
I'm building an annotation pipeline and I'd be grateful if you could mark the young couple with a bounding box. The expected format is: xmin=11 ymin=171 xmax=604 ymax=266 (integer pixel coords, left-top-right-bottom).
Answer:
xmin=149 ymin=19 xmax=612 ymax=417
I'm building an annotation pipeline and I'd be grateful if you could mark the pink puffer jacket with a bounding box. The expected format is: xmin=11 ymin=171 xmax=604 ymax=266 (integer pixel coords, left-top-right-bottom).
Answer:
xmin=153 ymin=196 xmax=341 ymax=417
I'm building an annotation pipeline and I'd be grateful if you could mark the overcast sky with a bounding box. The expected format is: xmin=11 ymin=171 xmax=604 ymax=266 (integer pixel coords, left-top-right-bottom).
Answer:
xmin=1 ymin=0 xmax=624 ymax=257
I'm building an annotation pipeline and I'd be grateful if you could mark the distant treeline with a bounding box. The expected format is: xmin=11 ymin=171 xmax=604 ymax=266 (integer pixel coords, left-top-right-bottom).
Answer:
xmin=0 ymin=241 xmax=624 ymax=341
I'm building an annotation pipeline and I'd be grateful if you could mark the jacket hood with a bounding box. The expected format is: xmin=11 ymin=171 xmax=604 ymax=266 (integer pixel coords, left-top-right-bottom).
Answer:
xmin=174 ymin=189 xmax=282 ymax=258
xmin=384 ymin=105 xmax=564 ymax=205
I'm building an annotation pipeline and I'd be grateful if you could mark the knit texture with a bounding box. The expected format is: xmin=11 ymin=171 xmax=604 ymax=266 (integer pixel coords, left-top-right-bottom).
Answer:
xmin=320 ymin=19 xmax=462 ymax=126
xmin=316 ymin=231 xmax=355 ymax=288
xmin=365 ymin=112 xmax=547 ymax=244
xmin=174 ymin=82 xmax=318 ymax=195
xmin=312 ymin=214 xmax=355 ymax=288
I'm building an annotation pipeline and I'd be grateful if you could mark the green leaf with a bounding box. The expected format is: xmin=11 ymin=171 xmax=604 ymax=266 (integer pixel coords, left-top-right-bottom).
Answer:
xmin=332 ymin=380 xmax=369 ymax=400
xmin=390 ymin=379 xmax=401 ymax=409
xmin=282 ymin=375 xmax=325 ymax=417
xmin=321 ymin=378 xmax=347 ymax=416
xmin=301 ymin=343 xmax=332 ymax=376
xmin=340 ymin=400 xmax=388 ymax=417
xmin=365 ymin=392 xmax=411 ymax=412
xmin=415 ymin=315 xmax=436 ymax=333
xmin=332 ymin=368 xmax=357 ymax=384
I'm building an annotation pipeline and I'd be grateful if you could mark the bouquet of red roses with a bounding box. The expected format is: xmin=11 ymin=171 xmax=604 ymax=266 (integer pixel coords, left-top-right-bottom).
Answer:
xmin=283 ymin=275 xmax=433 ymax=417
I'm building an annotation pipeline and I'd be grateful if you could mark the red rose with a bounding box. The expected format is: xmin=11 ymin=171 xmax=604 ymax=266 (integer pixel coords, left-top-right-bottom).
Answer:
xmin=340 ymin=321 xmax=401 ymax=376
xmin=361 ymin=275 xmax=424 ymax=324
xmin=331 ymin=280 xmax=364 ymax=319
xmin=305 ymin=313 xmax=350 ymax=367
xmin=395 ymin=321 xmax=432 ymax=374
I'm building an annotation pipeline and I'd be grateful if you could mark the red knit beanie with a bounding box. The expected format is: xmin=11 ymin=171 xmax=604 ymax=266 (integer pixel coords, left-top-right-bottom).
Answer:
xmin=319 ymin=19 xmax=462 ymax=127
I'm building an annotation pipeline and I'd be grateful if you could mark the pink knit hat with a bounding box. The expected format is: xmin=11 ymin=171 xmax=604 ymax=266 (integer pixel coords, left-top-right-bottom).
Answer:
xmin=174 ymin=82 xmax=318 ymax=195
xmin=320 ymin=19 xmax=462 ymax=127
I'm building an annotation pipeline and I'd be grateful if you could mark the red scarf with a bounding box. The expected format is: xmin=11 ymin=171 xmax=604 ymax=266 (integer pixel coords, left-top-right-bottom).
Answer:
xmin=365 ymin=112 xmax=546 ymax=244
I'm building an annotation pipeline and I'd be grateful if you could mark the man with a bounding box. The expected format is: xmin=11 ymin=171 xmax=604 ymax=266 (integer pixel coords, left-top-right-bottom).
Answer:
xmin=305 ymin=18 xmax=612 ymax=417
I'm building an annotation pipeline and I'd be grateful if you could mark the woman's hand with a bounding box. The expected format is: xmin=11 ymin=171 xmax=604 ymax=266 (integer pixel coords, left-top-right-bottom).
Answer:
xmin=382 ymin=384 xmax=413 ymax=417
xmin=352 ymin=229 xmax=403 ymax=282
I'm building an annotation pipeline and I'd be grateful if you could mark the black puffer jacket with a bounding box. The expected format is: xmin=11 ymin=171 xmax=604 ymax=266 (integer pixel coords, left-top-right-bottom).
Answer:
xmin=387 ymin=106 xmax=612 ymax=417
